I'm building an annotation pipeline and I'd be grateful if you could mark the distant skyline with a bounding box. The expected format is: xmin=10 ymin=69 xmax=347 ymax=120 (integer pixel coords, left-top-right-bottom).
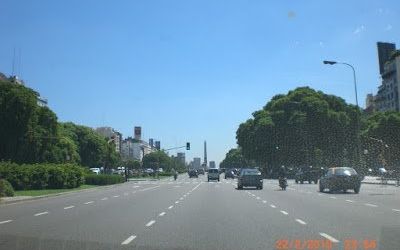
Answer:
xmin=1 ymin=1 xmax=399 ymax=165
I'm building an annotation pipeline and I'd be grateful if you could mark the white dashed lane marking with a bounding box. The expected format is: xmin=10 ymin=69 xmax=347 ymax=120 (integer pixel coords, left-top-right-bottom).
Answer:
xmin=295 ymin=219 xmax=307 ymax=225
xmin=392 ymin=209 xmax=400 ymax=212
xmin=64 ymin=206 xmax=74 ymax=210
xmin=262 ymin=200 xmax=267 ymax=204
xmin=113 ymin=195 xmax=120 ymax=198
xmin=319 ymin=233 xmax=339 ymax=243
xmin=0 ymin=220 xmax=12 ymax=224
xmin=270 ymin=204 xmax=276 ymax=208
xmin=34 ymin=211 xmax=49 ymax=216
xmin=175 ymin=201 xmax=180 ymax=204
xmin=365 ymin=203 xmax=378 ymax=207
xmin=101 ymin=197 xmax=108 ymax=200
xmin=329 ymin=196 xmax=337 ymax=199
xmin=168 ymin=206 xmax=173 ymax=209
xmin=280 ymin=210 xmax=288 ymax=215
xmin=146 ymin=220 xmax=156 ymax=227
xmin=159 ymin=212 xmax=166 ymax=217
xmin=345 ymin=200 xmax=354 ymax=203
xmin=84 ymin=201 xmax=94 ymax=205
xmin=121 ymin=235 xmax=137 ymax=245
xmin=256 ymin=197 xmax=260 ymax=200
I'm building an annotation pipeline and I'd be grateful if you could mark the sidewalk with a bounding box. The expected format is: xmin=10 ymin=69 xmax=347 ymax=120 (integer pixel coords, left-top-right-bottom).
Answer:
xmin=362 ymin=176 xmax=399 ymax=186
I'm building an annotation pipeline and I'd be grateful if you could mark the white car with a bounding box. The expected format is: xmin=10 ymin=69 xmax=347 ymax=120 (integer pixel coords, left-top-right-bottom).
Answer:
xmin=208 ymin=168 xmax=220 ymax=182
xmin=158 ymin=168 xmax=164 ymax=173
xmin=89 ymin=168 xmax=100 ymax=175
xmin=145 ymin=168 xmax=154 ymax=174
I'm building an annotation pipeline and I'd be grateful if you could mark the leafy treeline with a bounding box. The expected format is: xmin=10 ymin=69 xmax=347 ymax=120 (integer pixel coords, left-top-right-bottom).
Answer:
xmin=219 ymin=148 xmax=254 ymax=169
xmin=225 ymin=87 xmax=400 ymax=175
xmin=0 ymin=77 xmax=120 ymax=168
xmin=142 ymin=151 xmax=187 ymax=173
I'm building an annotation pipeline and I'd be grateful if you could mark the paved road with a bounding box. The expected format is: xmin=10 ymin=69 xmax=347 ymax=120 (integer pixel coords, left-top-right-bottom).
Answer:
xmin=0 ymin=175 xmax=399 ymax=250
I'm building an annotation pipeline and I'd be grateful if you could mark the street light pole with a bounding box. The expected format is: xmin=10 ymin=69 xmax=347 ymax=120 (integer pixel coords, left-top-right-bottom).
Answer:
xmin=323 ymin=60 xmax=361 ymax=170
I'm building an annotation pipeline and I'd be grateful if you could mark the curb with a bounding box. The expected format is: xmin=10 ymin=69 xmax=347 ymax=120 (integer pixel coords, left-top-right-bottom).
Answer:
xmin=362 ymin=181 xmax=398 ymax=186
xmin=0 ymin=182 xmax=126 ymax=206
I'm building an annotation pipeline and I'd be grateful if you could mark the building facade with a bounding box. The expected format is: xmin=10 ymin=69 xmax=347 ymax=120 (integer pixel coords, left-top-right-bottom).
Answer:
xmin=366 ymin=42 xmax=400 ymax=112
xmin=193 ymin=158 xmax=201 ymax=169
xmin=177 ymin=152 xmax=186 ymax=165
xmin=209 ymin=161 xmax=216 ymax=169
xmin=95 ymin=127 xmax=122 ymax=153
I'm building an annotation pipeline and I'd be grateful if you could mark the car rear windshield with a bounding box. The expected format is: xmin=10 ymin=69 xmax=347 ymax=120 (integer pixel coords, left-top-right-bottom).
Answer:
xmin=334 ymin=168 xmax=357 ymax=176
xmin=209 ymin=169 xmax=218 ymax=173
xmin=242 ymin=169 xmax=261 ymax=175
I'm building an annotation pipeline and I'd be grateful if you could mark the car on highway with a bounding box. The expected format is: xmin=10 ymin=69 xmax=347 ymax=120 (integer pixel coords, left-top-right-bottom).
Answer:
xmin=319 ymin=167 xmax=361 ymax=193
xmin=237 ymin=168 xmax=263 ymax=189
xmin=208 ymin=168 xmax=220 ymax=182
xmin=197 ymin=168 xmax=205 ymax=175
xmin=224 ymin=169 xmax=236 ymax=179
xmin=144 ymin=168 xmax=154 ymax=174
xmin=295 ymin=166 xmax=322 ymax=184
xmin=188 ymin=169 xmax=198 ymax=178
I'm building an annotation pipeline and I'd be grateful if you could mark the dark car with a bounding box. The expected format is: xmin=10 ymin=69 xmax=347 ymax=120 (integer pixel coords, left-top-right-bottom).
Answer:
xmin=197 ymin=168 xmax=205 ymax=175
xmin=225 ymin=169 xmax=235 ymax=179
xmin=319 ymin=167 xmax=361 ymax=193
xmin=188 ymin=169 xmax=198 ymax=178
xmin=237 ymin=168 xmax=263 ymax=189
xmin=295 ymin=166 xmax=322 ymax=184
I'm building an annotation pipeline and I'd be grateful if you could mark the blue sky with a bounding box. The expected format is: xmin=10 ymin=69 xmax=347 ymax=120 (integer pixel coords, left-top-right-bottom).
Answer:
xmin=1 ymin=1 xmax=399 ymax=165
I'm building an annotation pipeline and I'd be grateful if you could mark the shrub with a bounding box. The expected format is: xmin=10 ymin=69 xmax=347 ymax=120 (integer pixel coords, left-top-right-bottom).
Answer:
xmin=0 ymin=179 xmax=15 ymax=197
xmin=47 ymin=166 xmax=66 ymax=189
xmin=85 ymin=174 xmax=124 ymax=185
xmin=0 ymin=162 xmax=86 ymax=190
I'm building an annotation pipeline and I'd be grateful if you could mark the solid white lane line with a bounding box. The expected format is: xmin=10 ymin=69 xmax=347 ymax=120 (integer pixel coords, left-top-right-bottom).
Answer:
xmin=101 ymin=197 xmax=108 ymax=200
xmin=146 ymin=220 xmax=155 ymax=227
xmin=159 ymin=212 xmax=166 ymax=217
xmin=84 ymin=201 xmax=94 ymax=205
xmin=365 ymin=203 xmax=378 ymax=207
xmin=319 ymin=233 xmax=339 ymax=243
xmin=113 ymin=195 xmax=120 ymax=198
xmin=345 ymin=199 xmax=354 ymax=203
xmin=64 ymin=206 xmax=74 ymax=210
xmin=34 ymin=211 xmax=49 ymax=216
xmin=392 ymin=209 xmax=400 ymax=212
xmin=295 ymin=219 xmax=307 ymax=225
xmin=280 ymin=210 xmax=288 ymax=215
xmin=329 ymin=196 xmax=337 ymax=199
xmin=270 ymin=204 xmax=276 ymax=208
xmin=0 ymin=220 xmax=13 ymax=224
xmin=121 ymin=235 xmax=137 ymax=245
xmin=168 ymin=205 xmax=173 ymax=209
xmin=262 ymin=200 xmax=267 ymax=203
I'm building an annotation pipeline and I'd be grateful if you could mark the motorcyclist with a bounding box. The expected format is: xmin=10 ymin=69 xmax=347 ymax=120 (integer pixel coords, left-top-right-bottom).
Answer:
xmin=172 ymin=168 xmax=178 ymax=180
xmin=278 ymin=165 xmax=287 ymax=188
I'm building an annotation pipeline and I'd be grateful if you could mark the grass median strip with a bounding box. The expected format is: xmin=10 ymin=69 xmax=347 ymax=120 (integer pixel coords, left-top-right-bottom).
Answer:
xmin=14 ymin=185 xmax=98 ymax=197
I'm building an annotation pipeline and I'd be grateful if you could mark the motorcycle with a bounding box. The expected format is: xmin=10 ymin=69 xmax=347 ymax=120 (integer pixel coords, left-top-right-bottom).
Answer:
xmin=279 ymin=177 xmax=287 ymax=190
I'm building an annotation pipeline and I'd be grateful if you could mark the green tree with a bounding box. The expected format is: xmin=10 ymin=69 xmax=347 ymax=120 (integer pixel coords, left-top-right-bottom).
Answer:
xmin=236 ymin=87 xmax=361 ymax=175
xmin=220 ymin=148 xmax=251 ymax=169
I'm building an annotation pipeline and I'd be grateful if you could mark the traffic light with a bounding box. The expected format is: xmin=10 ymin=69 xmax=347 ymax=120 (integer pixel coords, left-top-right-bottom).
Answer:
xmin=186 ymin=142 xmax=190 ymax=150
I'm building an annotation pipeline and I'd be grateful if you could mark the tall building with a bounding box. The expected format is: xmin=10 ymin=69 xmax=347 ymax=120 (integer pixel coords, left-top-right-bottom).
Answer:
xmin=134 ymin=126 xmax=142 ymax=140
xmin=149 ymin=138 xmax=154 ymax=148
xmin=121 ymin=137 xmax=155 ymax=161
xmin=177 ymin=152 xmax=186 ymax=165
xmin=375 ymin=46 xmax=400 ymax=112
xmin=95 ymin=127 xmax=122 ymax=153
xmin=209 ymin=161 xmax=216 ymax=169
xmin=193 ymin=158 xmax=201 ymax=169
xmin=155 ymin=141 xmax=161 ymax=150
xmin=377 ymin=42 xmax=396 ymax=75
xmin=365 ymin=94 xmax=376 ymax=113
